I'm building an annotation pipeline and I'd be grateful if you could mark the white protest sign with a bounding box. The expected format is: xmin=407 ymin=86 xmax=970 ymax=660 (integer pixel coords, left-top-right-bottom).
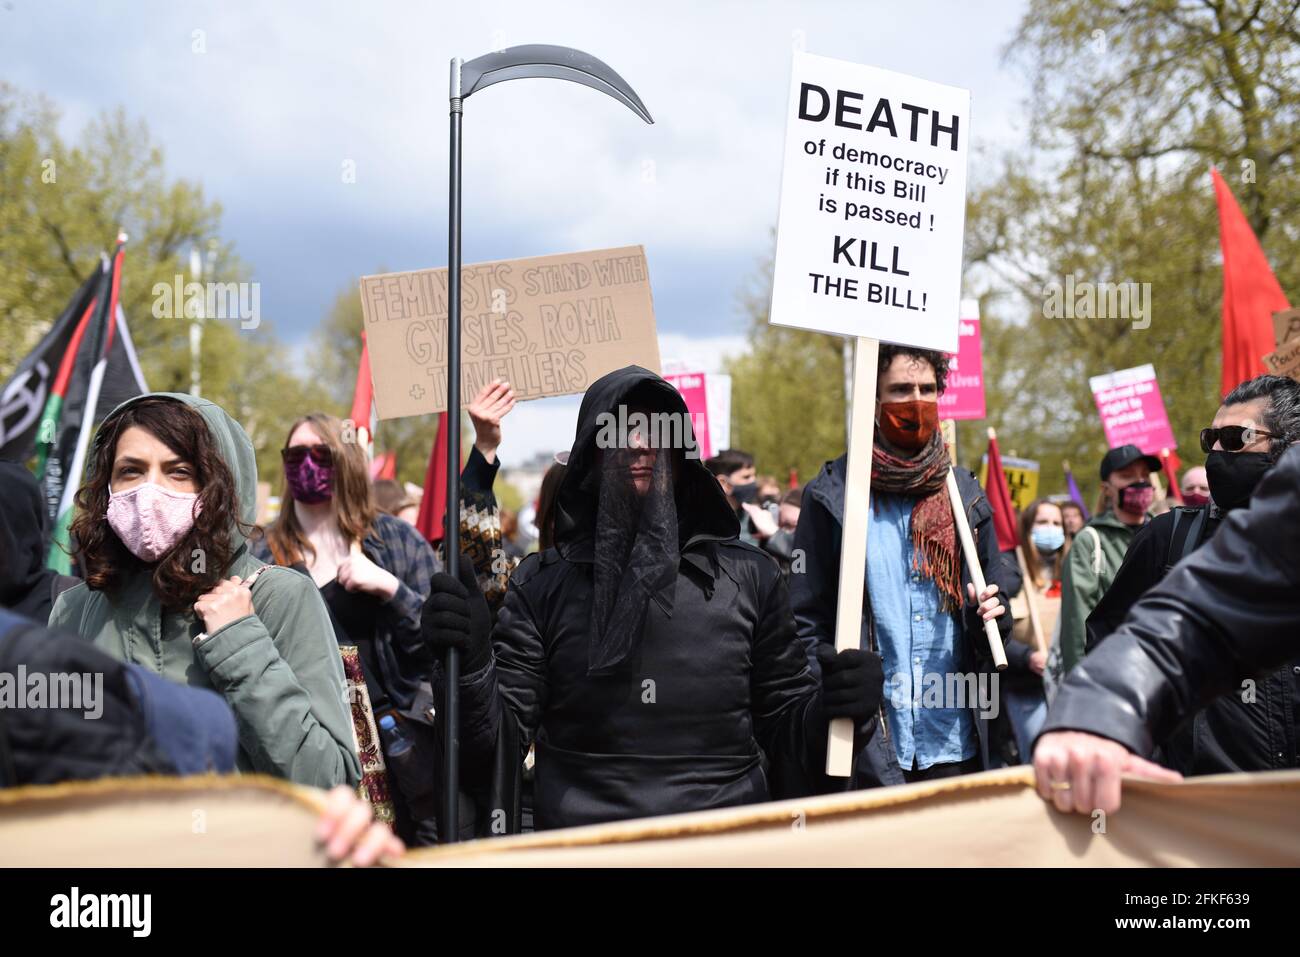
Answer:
xmin=768 ymin=54 xmax=988 ymax=777
xmin=705 ymin=373 xmax=731 ymax=452
xmin=769 ymin=52 xmax=970 ymax=352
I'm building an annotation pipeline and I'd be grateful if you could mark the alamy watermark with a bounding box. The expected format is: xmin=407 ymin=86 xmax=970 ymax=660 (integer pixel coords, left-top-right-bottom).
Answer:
xmin=152 ymin=274 xmax=261 ymax=329
xmin=888 ymin=670 xmax=999 ymax=719
xmin=1042 ymin=276 xmax=1151 ymax=330
xmin=50 ymin=887 xmax=151 ymax=937
xmin=0 ymin=666 xmax=103 ymax=719
xmin=594 ymin=404 xmax=707 ymax=460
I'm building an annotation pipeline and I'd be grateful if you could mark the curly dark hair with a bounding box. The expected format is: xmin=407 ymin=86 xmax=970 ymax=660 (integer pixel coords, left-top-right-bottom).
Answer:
xmin=69 ymin=396 xmax=245 ymax=611
xmin=877 ymin=344 xmax=950 ymax=395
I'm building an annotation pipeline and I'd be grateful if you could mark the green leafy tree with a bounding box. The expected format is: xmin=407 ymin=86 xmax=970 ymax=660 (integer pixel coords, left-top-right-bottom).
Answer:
xmin=965 ymin=0 xmax=1300 ymax=504
xmin=1 ymin=86 xmax=343 ymax=487
xmin=0 ymin=85 xmax=243 ymax=385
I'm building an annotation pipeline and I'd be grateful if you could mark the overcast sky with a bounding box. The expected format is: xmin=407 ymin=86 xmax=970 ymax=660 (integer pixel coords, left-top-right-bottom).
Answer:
xmin=2 ymin=0 xmax=1033 ymax=463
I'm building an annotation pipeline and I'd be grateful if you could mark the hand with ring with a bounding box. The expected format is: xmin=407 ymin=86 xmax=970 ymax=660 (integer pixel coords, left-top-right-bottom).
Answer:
xmin=1032 ymin=730 xmax=1182 ymax=814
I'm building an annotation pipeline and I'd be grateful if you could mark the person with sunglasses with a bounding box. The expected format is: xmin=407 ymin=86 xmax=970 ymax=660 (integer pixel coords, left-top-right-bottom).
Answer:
xmin=1034 ymin=437 xmax=1300 ymax=814
xmin=1080 ymin=373 xmax=1300 ymax=775
xmin=253 ymin=380 xmax=519 ymax=842
xmin=254 ymin=411 xmax=444 ymax=843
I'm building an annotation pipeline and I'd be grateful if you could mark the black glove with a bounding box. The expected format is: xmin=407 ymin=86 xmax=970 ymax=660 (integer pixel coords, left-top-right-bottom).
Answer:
xmin=421 ymin=553 xmax=493 ymax=674
xmin=816 ymin=644 xmax=884 ymax=722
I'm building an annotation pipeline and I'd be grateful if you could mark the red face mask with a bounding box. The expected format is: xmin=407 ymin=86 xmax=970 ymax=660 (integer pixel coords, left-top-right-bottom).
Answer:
xmin=878 ymin=400 xmax=939 ymax=453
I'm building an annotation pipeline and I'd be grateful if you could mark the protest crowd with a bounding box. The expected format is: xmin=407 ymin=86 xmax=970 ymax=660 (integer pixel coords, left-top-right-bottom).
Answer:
xmin=2 ymin=6 xmax=1299 ymax=873
xmin=3 ymin=339 xmax=1299 ymax=865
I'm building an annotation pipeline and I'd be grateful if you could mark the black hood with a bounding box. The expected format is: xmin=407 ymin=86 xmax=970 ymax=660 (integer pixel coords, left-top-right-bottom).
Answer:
xmin=554 ymin=365 xmax=739 ymax=562
xmin=0 ymin=459 xmax=60 ymax=619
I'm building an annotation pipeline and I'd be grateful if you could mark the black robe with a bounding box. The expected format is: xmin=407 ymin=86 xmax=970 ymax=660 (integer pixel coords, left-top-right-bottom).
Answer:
xmin=441 ymin=365 xmax=830 ymax=830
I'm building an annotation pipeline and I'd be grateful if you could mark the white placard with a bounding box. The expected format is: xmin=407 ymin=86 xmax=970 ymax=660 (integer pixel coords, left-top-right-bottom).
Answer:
xmin=705 ymin=373 xmax=731 ymax=452
xmin=769 ymin=52 xmax=970 ymax=352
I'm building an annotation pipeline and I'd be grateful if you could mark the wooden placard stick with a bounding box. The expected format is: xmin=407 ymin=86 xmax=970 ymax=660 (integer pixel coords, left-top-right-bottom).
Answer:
xmin=826 ymin=336 xmax=879 ymax=778
xmin=945 ymin=468 xmax=1008 ymax=671
xmin=1013 ymin=544 xmax=1047 ymax=655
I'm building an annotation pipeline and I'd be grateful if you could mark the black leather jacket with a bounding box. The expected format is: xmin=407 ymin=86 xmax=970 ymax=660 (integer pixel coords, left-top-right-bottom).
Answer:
xmin=1086 ymin=505 xmax=1299 ymax=774
xmin=1039 ymin=443 xmax=1300 ymax=761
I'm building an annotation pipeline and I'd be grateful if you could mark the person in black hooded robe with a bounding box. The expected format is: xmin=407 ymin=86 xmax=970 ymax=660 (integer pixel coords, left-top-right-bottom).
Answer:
xmin=422 ymin=366 xmax=881 ymax=831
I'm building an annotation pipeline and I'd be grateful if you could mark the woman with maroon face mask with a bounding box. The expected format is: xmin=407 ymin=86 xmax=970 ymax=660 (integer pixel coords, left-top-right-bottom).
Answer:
xmin=254 ymin=411 xmax=442 ymax=846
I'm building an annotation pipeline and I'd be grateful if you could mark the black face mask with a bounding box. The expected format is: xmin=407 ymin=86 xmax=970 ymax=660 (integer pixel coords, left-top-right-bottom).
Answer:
xmin=1205 ymin=451 xmax=1271 ymax=512
xmin=730 ymin=481 xmax=758 ymax=505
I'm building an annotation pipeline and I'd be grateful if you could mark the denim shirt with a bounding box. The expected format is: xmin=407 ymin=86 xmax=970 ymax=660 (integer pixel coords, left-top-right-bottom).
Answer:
xmin=866 ymin=493 xmax=977 ymax=771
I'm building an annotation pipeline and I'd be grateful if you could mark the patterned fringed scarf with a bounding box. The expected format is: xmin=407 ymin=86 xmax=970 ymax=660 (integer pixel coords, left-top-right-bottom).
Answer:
xmin=338 ymin=645 xmax=395 ymax=827
xmin=871 ymin=432 xmax=962 ymax=611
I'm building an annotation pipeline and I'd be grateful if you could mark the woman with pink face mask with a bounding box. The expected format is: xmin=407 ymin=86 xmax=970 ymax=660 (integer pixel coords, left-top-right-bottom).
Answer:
xmin=51 ymin=393 xmax=360 ymax=789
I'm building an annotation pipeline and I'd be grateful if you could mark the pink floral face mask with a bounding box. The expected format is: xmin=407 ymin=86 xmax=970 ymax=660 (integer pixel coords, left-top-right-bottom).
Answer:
xmin=106 ymin=482 xmax=202 ymax=562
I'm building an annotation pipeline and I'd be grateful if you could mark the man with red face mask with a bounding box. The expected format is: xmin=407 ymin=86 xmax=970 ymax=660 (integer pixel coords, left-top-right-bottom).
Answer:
xmin=791 ymin=345 xmax=1017 ymax=786
xmin=1056 ymin=444 xmax=1160 ymax=675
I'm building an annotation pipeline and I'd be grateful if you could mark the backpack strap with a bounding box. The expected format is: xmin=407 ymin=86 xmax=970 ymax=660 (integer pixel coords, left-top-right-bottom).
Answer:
xmin=1164 ymin=507 xmax=1209 ymax=575
xmin=1080 ymin=525 xmax=1104 ymax=575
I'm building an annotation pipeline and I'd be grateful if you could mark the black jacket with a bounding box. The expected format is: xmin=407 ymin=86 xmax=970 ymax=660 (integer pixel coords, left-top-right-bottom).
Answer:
xmin=0 ymin=460 xmax=69 ymax=622
xmin=790 ymin=453 xmax=1020 ymax=785
xmin=444 ymin=366 xmax=829 ymax=830
xmin=1085 ymin=504 xmax=1300 ymax=774
xmin=1039 ymin=443 xmax=1300 ymax=761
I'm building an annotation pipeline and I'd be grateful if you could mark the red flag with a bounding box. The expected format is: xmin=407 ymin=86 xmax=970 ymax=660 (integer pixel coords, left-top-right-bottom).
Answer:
xmin=415 ymin=413 xmax=449 ymax=544
xmin=369 ymin=450 xmax=397 ymax=481
xmin=1212 ymin=167 xmax=1290 ymax=398
xmin=1160 ymin=448 xmax=1183 ymax=503
xmin=350 ymin=334 xmax=375 ymax=444
xmin=984 ymin=429 xmax=1019 ymax=552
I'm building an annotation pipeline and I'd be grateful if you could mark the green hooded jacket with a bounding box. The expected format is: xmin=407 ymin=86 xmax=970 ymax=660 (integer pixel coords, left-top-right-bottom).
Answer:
xmin=1058 ymin=509 xmax=1140 ymax=675
xmin=49 ymin=392 xmax=361 ymax=788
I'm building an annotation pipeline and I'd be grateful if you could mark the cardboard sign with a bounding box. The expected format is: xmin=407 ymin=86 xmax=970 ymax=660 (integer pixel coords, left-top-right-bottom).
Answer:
xmin=1089 ymin=364 xmax=1177 ymax=454
xmin=980 ymin=454 xmax=1040 ymax=513
xmin=360 ymin=246 xmax=661 ymax=418
xmin=768 ymin=52 xmax=970 ymax=351
xmin=1263 ymin=335 xmax=1300 ymax=382
xmin=663 ymin=368 xmax=733 ymax=460
xmin=938 ymin=299 xmax=985 ymax=420
xmin=1273 ymin=307 xmax=1300 ymax=349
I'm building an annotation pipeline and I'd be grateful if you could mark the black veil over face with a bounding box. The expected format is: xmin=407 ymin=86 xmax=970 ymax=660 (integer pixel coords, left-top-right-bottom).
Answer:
xmin=585 ymin=437 xmax=678 ymax=674
xmin=553 ymin=366 xmax=741 ymax=676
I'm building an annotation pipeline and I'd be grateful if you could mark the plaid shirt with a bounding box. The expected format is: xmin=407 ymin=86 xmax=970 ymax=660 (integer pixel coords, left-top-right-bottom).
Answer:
xmin=251 ymin=512 xmax=440 ymax=710
xmin=363 ymin=512 xmax=442 ymax=645
xmin=254 ymin=449 xmax=521 ymax=706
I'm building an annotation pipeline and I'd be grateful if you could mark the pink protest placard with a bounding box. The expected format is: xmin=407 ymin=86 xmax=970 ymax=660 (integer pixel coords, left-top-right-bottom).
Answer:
xmin=938 ymin=301 xmax=986 ymax=420
xmin=664 ymin=370 xmax=714 ymax=459
xmin=1088 ymin=364 xmax=1177 ymax=453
